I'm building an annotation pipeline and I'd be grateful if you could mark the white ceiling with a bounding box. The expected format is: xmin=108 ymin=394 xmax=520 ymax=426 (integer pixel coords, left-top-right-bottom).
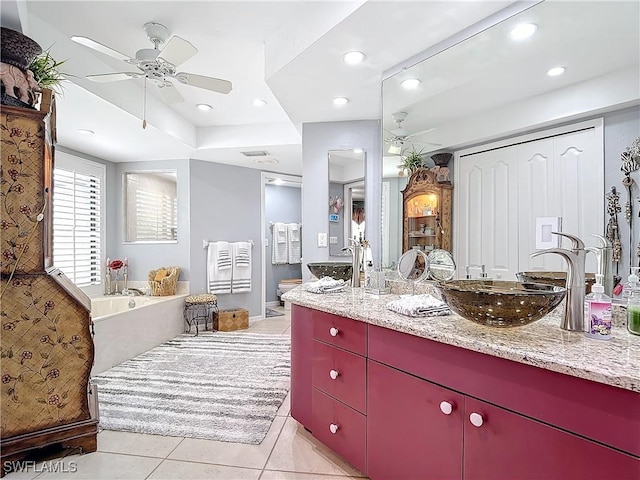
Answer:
xmin=2 ymin=0 xmax=513 ymax=174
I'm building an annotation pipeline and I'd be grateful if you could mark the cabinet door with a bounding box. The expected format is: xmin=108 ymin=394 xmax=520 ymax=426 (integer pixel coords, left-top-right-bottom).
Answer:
xmin=291 ymin=305 xmax=313 ymax=429
xmin=464 ymin=397 xmax=640 ymax=480
xmin=367 ymin=360 xmax=464 ymax=480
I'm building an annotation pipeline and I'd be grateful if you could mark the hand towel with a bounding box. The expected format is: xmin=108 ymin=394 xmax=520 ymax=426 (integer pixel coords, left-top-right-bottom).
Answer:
xmin=303 ymin=277 xmax=346 ymax=294
xmin=287 ymin=223 xmax=301 ymax=264
xmin=232 ymin=241 xmax=252 ymax=293
xmin=208 ymin=241 xmax=232 ymax=294
xmin=272 ymin=222 xmax=288 ymax=265
xmin=386 ymin=294 xmax=452 ymax=317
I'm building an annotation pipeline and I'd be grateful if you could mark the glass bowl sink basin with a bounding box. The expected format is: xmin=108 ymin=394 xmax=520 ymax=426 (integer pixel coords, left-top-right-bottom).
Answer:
xmin=516 ymin=271 xmax=596 ymax=294
xmin=436 ymin=280 xmax=566 ymax=327
xmin=307 ymin=262 xmax=353 ymax=282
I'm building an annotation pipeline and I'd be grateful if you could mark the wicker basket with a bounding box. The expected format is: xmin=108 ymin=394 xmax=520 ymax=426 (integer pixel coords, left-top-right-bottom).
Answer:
xmin=148 ymin=266 xmax=180 ymax=296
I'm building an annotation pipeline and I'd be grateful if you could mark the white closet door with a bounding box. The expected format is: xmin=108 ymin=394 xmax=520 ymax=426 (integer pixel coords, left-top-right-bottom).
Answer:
xmin=455 ymin=120 xmax=603 ymax=281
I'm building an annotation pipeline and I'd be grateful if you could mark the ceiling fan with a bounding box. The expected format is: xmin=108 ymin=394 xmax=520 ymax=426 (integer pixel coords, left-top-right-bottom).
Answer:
xmin=71 ymin=22 xmax=232 ymax=115
xmin=384 ymin=111 xmax=440 ymax=155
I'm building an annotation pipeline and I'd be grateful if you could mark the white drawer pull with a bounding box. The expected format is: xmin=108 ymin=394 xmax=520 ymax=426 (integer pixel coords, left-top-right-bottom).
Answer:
xmin=439 ymin=401 xmax=453 ymax=415
xmin=329 ymin=423 xmax=339 ymax=434
xmin=329 ymin=369 xmax=340 ymax=380
xmin=329 ymin=327 xmax=339 ymax=337
xmin=469 ymin=412 xmax=484 ymax=428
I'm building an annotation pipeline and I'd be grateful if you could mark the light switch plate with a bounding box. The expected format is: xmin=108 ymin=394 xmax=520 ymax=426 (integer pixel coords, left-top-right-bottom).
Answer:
xmin=318 ymin=232 xmax=328 ymax=247
xmin=536 ymin=217 xmax=562 ymax=249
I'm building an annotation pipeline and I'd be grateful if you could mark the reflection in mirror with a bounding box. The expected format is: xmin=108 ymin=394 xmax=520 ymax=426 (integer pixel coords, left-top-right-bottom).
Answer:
xmin=397 ymin=248 xmax=429 ymax=283
xmin=427 ymin=249 xmax=456 ymax=282
xmin=329 ymin=150 xmax=365 ymax=256
xmin=124 ymin=170 xmax=178 ymax=243
xmin=382 ymin=1 xmax=639 ymax=278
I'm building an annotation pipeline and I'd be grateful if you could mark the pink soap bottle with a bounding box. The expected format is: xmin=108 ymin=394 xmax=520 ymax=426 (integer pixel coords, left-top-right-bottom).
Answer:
xmin=584 ymin=273 xmax=612 ymax=340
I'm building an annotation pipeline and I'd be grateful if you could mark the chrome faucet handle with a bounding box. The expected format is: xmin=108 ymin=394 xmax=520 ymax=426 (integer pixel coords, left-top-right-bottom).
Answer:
xmin=552 ymin=232 xmax=585 ymax=250
xmin=591 ymin=234 xmax=611 ymax=247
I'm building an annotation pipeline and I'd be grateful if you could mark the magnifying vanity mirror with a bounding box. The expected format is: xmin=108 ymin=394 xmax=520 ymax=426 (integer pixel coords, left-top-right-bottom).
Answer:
xmin=124 ymin=170 xmax=178 ymax=243
xmin=329 ymin=150 xmax=365 ymax=256
xmin=382 ymin=1 xmax=638 ymax=280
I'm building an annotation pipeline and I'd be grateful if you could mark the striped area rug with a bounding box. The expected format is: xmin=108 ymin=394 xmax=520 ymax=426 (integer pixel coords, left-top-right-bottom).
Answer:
xmin=92 ymin=332 xmax=290 ymax=444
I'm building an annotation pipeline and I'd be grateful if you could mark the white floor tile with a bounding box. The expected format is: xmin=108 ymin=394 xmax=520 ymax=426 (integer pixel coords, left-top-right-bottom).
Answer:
xmin=265 ymin=418 xmax=364 ymax=477
xmin=34 ymin=452 xmax=161 ymax=479
xmin=261 ymin=472 xmax=361 ymax=480
xmin=97 ymin=430 xmax=183 ymax=458
xmin=148 ymin=459 xmax=261 ymax=480
xmin=168 ymin=416 xmax=286 ymax=470
xmin=276 ymin=392 xmax=291 ymax=417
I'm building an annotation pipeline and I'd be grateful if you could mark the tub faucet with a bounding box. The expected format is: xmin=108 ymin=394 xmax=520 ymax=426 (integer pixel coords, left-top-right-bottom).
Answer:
xmin=126 ymin=288 xmax=145 ymax=296
xmin=530 ymin=232 xmax=586 ymax=332
xmin=342 ymin=239 xmax=362 ymax=288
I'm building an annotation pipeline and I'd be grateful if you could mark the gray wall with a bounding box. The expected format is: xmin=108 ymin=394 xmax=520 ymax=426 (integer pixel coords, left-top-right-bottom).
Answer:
xmin=602 ymin=106 xmax=640 ymax=280
xmin=265 ymin=184 xmax=302 ymax=302
xmin=188 ymin=160 xmax=262 ymax=315
xmin=383 ymin=176 xmax=407 ymax=266
xmin=302 ymin=120 xmax=382 ymax=280
xmin=328 ymin=181 xmax=346 ymax=256
xmin=112 ymin=160 xmax=191 ymax=282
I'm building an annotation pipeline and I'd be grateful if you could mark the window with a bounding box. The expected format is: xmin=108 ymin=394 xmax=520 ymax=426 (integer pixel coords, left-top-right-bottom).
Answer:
xmin=53 ymin=153 xmax=105 ymax=289
xmin=124 ymin=171 xmax=178 ymax=242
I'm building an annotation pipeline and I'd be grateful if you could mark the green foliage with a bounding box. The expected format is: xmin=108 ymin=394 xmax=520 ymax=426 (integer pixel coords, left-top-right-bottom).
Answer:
xmin=28 ymin=50 xmax=66 ymax=93
xmin=401 ymin=149 xmax=425 ymax=175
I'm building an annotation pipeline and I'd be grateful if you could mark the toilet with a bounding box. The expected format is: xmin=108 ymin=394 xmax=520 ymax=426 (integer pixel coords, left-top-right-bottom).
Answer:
xmin=278 ymin=278 xmax=302 ymax=310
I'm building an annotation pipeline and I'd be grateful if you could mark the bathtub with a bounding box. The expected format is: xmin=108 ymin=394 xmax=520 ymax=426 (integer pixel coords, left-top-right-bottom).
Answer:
xmin=91 ymin=294 xmax=187 ymax=375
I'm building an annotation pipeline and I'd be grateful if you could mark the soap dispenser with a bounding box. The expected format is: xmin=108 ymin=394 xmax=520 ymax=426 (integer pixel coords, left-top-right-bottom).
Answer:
xmin=621 ymin=267 xmax=640 ymax=299
xmin=626 ymin=269 xmax=640 ymax=336
xmin=584 ymin=273 xmax=612 ymax=340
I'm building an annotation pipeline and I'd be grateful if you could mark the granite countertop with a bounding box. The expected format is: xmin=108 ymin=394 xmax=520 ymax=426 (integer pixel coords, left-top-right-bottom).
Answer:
xmin=283 ymin=285 xmax=640 ymax=393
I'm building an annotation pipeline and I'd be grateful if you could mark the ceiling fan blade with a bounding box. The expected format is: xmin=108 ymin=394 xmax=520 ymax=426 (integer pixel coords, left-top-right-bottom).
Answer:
xmin=174 ymin=72 xmax=232 ymax=94
xmin=158 ymin=36 xmax=197 ymax=67
xmin=406 ymin=127 xmax=437 ymax=139
xmin=86 ymin=72 xmax=140 ymax=83
xmin=156 ymin=82 xmax=184 ymax=104
xmin=71 ymin=36 xmax=133 ymax=62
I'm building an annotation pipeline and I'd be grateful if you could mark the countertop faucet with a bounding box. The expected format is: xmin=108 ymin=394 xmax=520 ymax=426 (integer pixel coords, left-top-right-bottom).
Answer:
xmin=585 ymin=234 xmax=613 ymax=297
xmin=530 ymin=232 xmax=586 ymax=332
xmin=342 ymin=239 xmax=362 ymax=288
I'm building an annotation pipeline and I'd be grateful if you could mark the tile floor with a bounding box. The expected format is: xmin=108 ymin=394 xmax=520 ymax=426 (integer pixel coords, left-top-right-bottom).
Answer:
xmin=4 ymin=306 xmax=369 ymax=480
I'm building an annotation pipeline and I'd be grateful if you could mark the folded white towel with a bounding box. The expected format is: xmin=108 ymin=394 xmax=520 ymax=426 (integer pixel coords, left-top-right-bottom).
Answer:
xmin=272 ymin=222 xmax=288 ymax=265
xmin=232 ymin=241 xmax=252 ymax=293
xmin=287 ymin=223 xmax=301 ymax=264
xmin=386 ymin=294 xmax=452 ymax=317
xmin=277 ymin=223 xmax=287 ymax=244
xmin=208 ymin=241 xmax=232 ymax=294
xmin=303 ymin=277 xmax=346 ymax=294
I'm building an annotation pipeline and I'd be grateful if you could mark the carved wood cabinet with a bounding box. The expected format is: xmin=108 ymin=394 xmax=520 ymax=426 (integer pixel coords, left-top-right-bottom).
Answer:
xmin=402 ymin=168 xmax=453 ymax=253
xmin=0 ymin=96 xmax=98 ymax=474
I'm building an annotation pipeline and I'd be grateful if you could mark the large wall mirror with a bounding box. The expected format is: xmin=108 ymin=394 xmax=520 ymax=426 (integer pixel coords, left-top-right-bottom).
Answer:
xmin=382 ymin=1 xmax=639 ymax=279
xmin=124 ymin=170 xmax=178 ymax=243
xmin=329 ymin=150 xmax=365 ymax=256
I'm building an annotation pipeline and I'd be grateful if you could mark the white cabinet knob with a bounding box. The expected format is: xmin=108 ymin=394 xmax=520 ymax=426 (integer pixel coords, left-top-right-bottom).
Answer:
xmin=329 ymin=327 xmax=339 ymax=337
xmin=469 ymin=412 xmax=484 ymax=427
xmin=329 ymin=423 xmax=339 ymax=434
xmin=439 ymin=401 xmax=453 ymax=415
xmin=329 ymin=369 xmax=340 ymax=380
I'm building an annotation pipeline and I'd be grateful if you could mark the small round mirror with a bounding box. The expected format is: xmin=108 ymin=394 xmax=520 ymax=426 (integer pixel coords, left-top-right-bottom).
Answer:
xmin=427 ymin=249 xmax=456 ymax=282
xmin=397 ymin=248 xmax=430 ymax=282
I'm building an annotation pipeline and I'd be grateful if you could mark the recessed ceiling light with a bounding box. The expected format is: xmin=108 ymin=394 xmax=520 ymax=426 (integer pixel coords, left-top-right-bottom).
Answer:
xmin=253 ymin=98 xmax=267 ymax=107
xmin=343 ymin=51 xmax=365 ymax=65
xmin=401 ymin=78 xmax=421 ymax=89
xmin=196 ymin=103 xmax=213 ymax=111
xmin=509 ymin=23 xmax=537 ymax=41
xmin=353 ymin=148 xmax=363 ymax=154
xmin=78 ymin=129 xmax=94 ymax=135
xmin=547 ymin=66 xmax=566 ymax=77
xmin=333 ymin=97 xmax=349 ymax=106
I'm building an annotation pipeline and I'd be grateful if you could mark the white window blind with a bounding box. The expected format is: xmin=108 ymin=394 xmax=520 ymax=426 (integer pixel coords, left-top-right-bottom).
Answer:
xmin=125 ymin=172 xmax=177 ymax=242
xmin=53 ymin=154 xmax=105 ymax=288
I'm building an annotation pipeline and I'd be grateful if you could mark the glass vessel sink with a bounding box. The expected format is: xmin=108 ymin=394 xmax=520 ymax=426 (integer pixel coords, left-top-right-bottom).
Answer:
xmin=307 ymin=262 xmax=353 ymax=281
xmin=436 ymin=280 xmax=566 ymax=327
xmin=516 ymin=271 xmax=596 ymax=294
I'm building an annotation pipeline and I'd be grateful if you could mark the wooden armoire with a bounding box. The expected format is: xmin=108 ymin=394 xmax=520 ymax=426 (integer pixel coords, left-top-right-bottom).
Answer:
xmin=0 ymin=92 xmax=98 ymax=473
xmin=402 ymin=167 xmax=453 ymax=253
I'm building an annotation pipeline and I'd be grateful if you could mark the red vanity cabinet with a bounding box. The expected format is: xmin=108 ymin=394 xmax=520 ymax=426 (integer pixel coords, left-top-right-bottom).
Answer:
xmin=291 ymin=304 xmax=313 ymax=429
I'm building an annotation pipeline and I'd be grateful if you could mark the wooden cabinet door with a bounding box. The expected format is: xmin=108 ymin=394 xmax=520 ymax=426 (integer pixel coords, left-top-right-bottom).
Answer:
xmin=291 ymin=305 xmax=313 ymax=429
xmin=464 ymin=397 xmax=640 ymax=480
xmin=367 ymin=360 xmax=464 ymax=480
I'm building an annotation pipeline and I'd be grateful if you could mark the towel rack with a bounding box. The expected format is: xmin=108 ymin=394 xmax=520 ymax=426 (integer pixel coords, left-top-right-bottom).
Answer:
xmin=203 ymin=239 xmax=254 ymax=249
xmin=269 ymin=222 xmax=302 ymax=228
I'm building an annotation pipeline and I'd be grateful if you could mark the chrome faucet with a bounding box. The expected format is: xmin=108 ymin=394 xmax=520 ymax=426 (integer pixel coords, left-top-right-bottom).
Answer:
xmin=342 ymin=239 xmax=363 ymax=288
xmin=586 ymin=234 xmax=613 ymax=297
xmin=530 ymin=232 xmax=586 ymax=331
xmin=126 ymin=287 xmax=145 ymax=296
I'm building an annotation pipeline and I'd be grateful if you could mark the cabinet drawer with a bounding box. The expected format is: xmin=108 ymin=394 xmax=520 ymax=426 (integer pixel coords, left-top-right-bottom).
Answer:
xmin=312 ymin=340 xmax=366 ymax=413
xmin=312 ymin=388 xmax=366 ymax=474
xmin=312 ymin=310 xmax=367 ymax=356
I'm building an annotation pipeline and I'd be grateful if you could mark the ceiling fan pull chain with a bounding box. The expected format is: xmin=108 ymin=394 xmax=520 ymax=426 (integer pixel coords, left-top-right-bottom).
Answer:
xmin=142 ymin=77 xmax=148 ymax=129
